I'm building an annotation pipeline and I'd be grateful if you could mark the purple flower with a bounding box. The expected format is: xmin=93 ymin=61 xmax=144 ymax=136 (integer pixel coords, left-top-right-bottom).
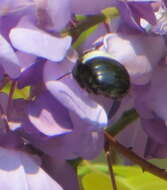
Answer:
xmin=133 ymin=64 xmax=167 ymax=150
xmin=114 ymin=0 xmax=156 ymax=32
xmin=9 ymin=66 xmax=107 ymax=160
xmin=71 ymin=0 xmax=113 ymax=14
xmin=0 ymin=147 xmax=63 ymax=190
xmin=33 ymin=0 xmax=71 ymax=32
xmin=43 ymin=155 xmax=79 ymax=190
xmin=1 ymin=0 xmax=167 ymax=189
xmin=9 ymin=16 xmax=72 ymax=62
xmin=99 ymin=32 xmax=165 ymax=85
xmin=0 ymin=33 xmax=20 ymax=78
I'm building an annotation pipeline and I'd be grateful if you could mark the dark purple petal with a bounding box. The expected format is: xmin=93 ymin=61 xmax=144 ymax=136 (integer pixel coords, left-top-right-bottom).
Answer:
xmin=17 ymin=58 xmax=45 ymax=89
xmin=17 ymin=51 xmax=36 ymax=71
xmin=128 ymin=2 xmax=156 ymax=25
xmin=43 ymin=156 xmax=79 ymax=190
xmin=144 ymin=137 xmax=167 ymax=158
xmin=27 ymin=91 xmax=73 ymax=136
xmin=116 ymin=1 xmax=144 ymax=32
xmin=118 ymin=119 xmax=148 ymax=157
xmin=141 ymin=115 xmax=167 ymax=145
xmin=9 ymin=91 xmax=73 ymax=136
xmin=0 ymin=0 xmax=35 ymax=40
xmin=0 ymin=33 xmax=20 ymax=78
xmin=163 ymin=0 xmax=167 ymax=8
xmin=9 ymin=91 xmax=104 ymax=159
xmin=116 ymin=1 xmax=156 ymax=32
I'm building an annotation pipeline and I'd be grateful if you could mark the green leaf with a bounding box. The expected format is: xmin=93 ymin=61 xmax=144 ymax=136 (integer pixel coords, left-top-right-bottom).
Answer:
xmin=149 ymin=159 xmax=167 ymax=169
xmin=13 ymin=86 xmax=30 ymax=99
xmin=113 ymin=166 xmax=143 ymax=178
xmin=82 ymin=172 xmax=130 ymax=190
xmin=72 ymin=25 xmax=98 ymax=49
xmin=2 ymin=83 xmax=30 ymax=99
xmin=78 ymin=163 xmax=108 ymax=176
xmin=102 ymin=7 xmax=119 ymax=20
xmin=127 ymin=173 xmax=167 ymax=190
xmin=79 ymin=164 xmax=167 ymax=190
xmin=113 ymin=165 xmax=167 ymax=190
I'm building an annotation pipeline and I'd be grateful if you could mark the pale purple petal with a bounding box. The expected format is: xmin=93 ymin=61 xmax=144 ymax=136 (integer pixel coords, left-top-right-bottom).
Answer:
xmin=46 ymin=0 xmax=71 ymax=31
xmin=0 ymin=0 xmax=34 ymax=14
xmin=0 ymin=148 xmax=63 ymax=190
xmin=16 ymin=51 xmax=36 ymax=71
xmin=101 ymin=33 xmax=165 ymax=85
xmin=133 ymin=65 xmax=167 ymax=144
xmin=9 ymin=26 xmax=72 ymax=62
xmin=33 ymin=0 xmax=71 ymax=31
xmin=71 ymin=0 xmax=113 ymax=14
xmin=0 ymin=34 xmax=20 ymax=78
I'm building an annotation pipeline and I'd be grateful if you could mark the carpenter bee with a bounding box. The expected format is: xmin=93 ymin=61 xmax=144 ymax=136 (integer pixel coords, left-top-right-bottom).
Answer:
xmin=72 ymin=50 xmax=130 ymax=118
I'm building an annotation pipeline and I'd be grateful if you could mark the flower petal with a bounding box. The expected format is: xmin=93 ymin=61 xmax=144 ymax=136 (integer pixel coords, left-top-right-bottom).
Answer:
xmin=27 ymin=91 xmax=73 ymax=136
xmin=44 ymin=61 xmax=108 ymax=128
xmin=102 ymin=33 xmax=165 ymax=85
xmin=9 ymin=26 xmax=72 ymax=61
xmin=0 ymin=147 xmax=63 ymax=190
xmin=0 ymin=34 xmax=20 ymax=78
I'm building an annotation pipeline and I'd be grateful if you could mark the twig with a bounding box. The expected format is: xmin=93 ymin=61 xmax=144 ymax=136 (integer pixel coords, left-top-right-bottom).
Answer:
xmin=0 ymin=104 xmax=10 ymax=132
xmin=7 ymin=81 xmax=16 ymax=118
xmin=104 ymin=131 xmax=167 ymax=181
xmin=105 ymin=148 xmax=117 ymax=190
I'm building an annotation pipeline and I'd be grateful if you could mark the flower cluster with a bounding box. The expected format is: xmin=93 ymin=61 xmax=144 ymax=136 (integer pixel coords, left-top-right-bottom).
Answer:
xmin=0 ymin=0 xmax=167 ymax=189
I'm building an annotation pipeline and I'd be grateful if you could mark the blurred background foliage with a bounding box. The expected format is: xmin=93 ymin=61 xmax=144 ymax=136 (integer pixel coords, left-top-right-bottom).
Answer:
xmin=78 ymin=155 xmax=167 ymax=190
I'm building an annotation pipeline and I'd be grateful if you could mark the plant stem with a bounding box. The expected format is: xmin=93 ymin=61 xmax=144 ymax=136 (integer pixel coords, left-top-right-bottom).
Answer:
xmin=106 ymin=108 xmax=139 ymax=136
xmin=105 ymin=148 xmax=117 ymax=190
xmin=7 ymin=81 xmax=16 ymax=118
xmin=104 ymin=131 xmax=167 ymax=181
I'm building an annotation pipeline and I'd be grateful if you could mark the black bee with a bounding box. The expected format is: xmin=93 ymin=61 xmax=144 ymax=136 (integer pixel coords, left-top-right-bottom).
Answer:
xmin=72 ymin=50 xmax=130 ymax=118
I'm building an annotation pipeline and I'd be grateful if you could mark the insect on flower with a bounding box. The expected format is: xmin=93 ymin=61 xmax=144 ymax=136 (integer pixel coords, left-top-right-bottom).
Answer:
xmin=72 ymin=50 xmax=130 ymax=118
